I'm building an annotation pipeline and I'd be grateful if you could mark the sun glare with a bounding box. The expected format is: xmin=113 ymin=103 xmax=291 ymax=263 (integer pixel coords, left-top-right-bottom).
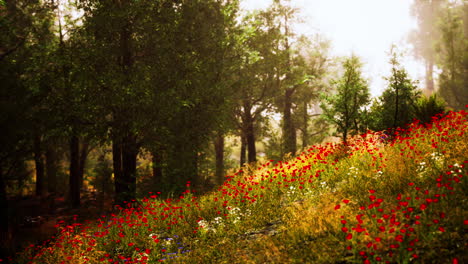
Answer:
xmin=241 ymin=0 xmax=424 ymax=97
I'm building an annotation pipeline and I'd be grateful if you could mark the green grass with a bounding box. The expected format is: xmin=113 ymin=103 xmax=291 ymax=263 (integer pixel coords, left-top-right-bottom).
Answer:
xmin=9 ymin=110 xmax=468 ymax=263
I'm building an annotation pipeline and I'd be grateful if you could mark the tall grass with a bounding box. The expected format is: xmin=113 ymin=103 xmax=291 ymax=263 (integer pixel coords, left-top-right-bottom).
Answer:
xmin=6 ymin=110 xmax=467 ymax=263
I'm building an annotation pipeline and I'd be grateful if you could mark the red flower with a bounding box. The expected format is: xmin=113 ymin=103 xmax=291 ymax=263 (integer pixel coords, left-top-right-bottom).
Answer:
xmin=343 ymin=199 xmax=350 ymax=204
xmin=369 ymin=189 xmax=376 ymax=194
xmin=346 ymin=233 xmax=353 ymax=240
xmin=335 ymin=204 xmax=341 ymax=210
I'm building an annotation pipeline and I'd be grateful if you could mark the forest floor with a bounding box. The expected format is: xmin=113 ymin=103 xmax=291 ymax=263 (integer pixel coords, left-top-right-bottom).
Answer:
xmin=5 ymin=190 xmax=114 ymax=259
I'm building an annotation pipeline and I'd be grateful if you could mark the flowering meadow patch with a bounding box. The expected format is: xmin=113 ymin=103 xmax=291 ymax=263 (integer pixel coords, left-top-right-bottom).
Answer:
xmin=6 ymin=110 xmax=468 ymax=263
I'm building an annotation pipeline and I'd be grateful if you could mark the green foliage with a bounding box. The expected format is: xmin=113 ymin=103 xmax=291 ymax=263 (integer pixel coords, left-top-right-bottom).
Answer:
xmin=409 ymin=0 xmax=467 ymax=109
xmin=11 ymin=110 xmax=468 ymax=264
xmin=413 ymin=94 xmax=447 ymax=124
xmin=368 ymin=47 xmax=420 ymax=132
xmin=436 ymin=2 xmax=468 ymax=110
xmin=320 ymin=55 xmax=370 ymax=144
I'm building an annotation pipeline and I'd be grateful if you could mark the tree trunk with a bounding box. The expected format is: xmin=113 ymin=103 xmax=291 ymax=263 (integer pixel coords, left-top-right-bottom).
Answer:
xmin=240 ymin=132 xmax=247 ymax=167
xmin=122 ymin=133 xmax=138 ymax=204
xmin=214 ymin=132 xmax=225 ymax=185
xmin=112 ymin=137 xmax=125 ymax=206
xmin=245 ymin=114 xmax=257 ymax=163
xmin=78 ymin=140 xmax=89 ymax=190
xmin=113 ymin=131 xmax=139 ymax=206
xmin=426 ymin=60 xmax=434 ymax=93
xmin=69 ymin=134 xmax=80 ymax=208
xmin=283 ymin=89 xmax=296 ymax=156
xmin=34 ymin=135 xmax=45 ymax=197
xmin=45 ymin=144 xmax=58 ymax=194
xmin=0 ymin=166 xmax=10 ymax=256
xmin=189 ymin=148 xmax=199 ymax=189
xmin=342 ymin=128 xmax=348 ymax=145
xmin=45 ymin=144 xmax=58 ymax=213
xmin=302 ymin=101 xmax=308 ymax=149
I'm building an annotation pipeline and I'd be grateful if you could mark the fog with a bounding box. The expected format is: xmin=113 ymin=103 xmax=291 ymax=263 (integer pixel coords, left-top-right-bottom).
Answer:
xmin=241 ymin=0 xmax=425 ymax=97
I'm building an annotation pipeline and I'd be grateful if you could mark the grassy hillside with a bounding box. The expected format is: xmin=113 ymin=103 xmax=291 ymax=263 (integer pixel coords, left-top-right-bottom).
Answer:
xmin=9 ymin=110 xmax=468 ymax=264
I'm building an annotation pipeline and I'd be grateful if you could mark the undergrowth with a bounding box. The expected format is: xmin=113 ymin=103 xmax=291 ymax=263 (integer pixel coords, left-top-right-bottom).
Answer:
xmin=6 ymin=110 xmax=468 ymax=264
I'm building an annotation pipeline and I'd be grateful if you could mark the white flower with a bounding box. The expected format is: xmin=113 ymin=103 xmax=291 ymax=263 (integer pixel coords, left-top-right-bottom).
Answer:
xmin=198 ymin=219 xmax=209 ymax=229
xmin=213 ymin=217 xmax=224 ymax=227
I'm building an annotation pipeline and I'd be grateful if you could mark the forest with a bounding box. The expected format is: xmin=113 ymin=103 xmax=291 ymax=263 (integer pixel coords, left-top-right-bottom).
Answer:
xmin=0 ymin=0 xmax=467 ymax=262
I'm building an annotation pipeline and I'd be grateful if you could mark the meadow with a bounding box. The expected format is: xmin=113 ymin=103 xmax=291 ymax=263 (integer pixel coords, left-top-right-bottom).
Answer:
xmin=7 ymin=110 xmax=467 ymax=264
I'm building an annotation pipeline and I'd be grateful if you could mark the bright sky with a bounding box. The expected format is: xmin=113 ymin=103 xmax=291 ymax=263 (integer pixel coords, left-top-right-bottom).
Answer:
xmin=240 ymin=0 xmax=425 ymax=97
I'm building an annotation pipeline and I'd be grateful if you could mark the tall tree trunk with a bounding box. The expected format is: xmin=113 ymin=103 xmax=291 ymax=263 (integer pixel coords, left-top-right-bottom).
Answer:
xmin=282 ymin=10 xmax=296 ymax=156
xmin=122 ymin=133 xmax=138 ymax=204
xmin=45 ymin=144 xmax=58 ymax=194
xmin=0 ymin=166 xmax=10 ymax=256
xmin=342 ymin=129 xmax=348 ymax=145
xmin=240 ymin=132 xmax=247 ymax=167
xmin=69 ymin=134 xmax=80 ymax=208
xmin=78 ymin=140 xmax=89 ymax=190
xmin=34 ymin=135 xmax=45 ymax=197
xmin=302 ymin=101 xmax=308 ymax=149
xmin=189 ymin=147 xmax=199 ymax=189
xmin=45 ymin=144 xmax=58 ymax=213
xmin=245 ymin=113 xmax=257 ymax=163
xmin=214 ymin=132 xmax=225 ymax=185
xmin=112 ymin=137 xmax=125 ymax=206
xmin=426 ymin=60 xmax=434 ymax=93
xmin=113 ymin=1 xmax=137 ymax=205
xmin=283 ymin=89 xmax=296 ymax=156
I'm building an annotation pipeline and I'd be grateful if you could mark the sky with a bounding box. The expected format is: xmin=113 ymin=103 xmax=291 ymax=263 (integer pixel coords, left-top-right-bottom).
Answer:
xmin=240 ymin=0 xmax=425 ymax=97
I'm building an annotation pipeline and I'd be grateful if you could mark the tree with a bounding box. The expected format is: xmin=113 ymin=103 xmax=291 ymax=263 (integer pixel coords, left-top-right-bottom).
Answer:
xmin=384 ymin=47 xmax=420 ymax=130
xmin=271 ymin=0 xmax=300 ymax=157
xmin=234 ymin=7 xmax=282 ymax=165
xmin=436 ymin=2 xmax=468 ymax=110
xmin=409 ymin=0 xmax=445 ymax=93
xmin=413 ymin=94 xmax=446 ymax=125
xmin=289 ymin=35 xmax=329 ymax=151
xmin=320 ymin=55 xmax=370 ymax=145
xmin=0 ymin=0 xmax=57 ymax=253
